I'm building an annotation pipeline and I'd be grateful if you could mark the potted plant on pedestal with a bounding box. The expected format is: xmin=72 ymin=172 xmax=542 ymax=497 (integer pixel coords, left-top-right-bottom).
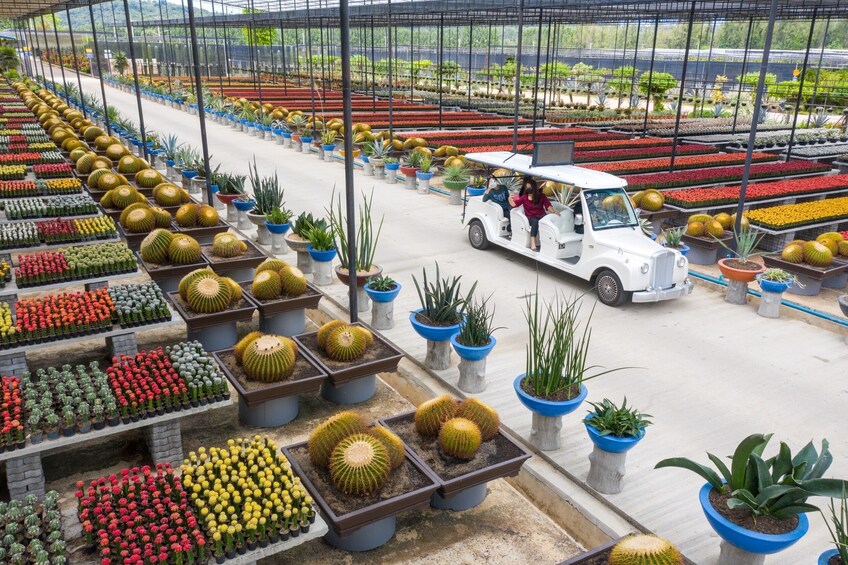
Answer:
xmin=286 ymin=212 xmax=328 ymax=275
xmin=384 ymin=157 xmax=400 ymax=184
xmin=820 ymin=491 xmax=847 ymax=565
xmin=264 ymin=206 xmax=294 ymax=254
xmin=400 ymin=151 xmax=423 ymax=190
xmin=583 ymin=397 xmax=651 ymax=494
xmin=514 ymin=291 xmax=626 ymax=451
xmin=160 ymin=134 xmax=183 ymax=182
xmin=213 ymin=172 xmax=246 ymax=222
xmin=321 ymin=130 xmax=337 ymax=162
xmin=367 ymin=140 xmax=389 ymax=179
xmin=415 ymin=157 xmax=435 ymax=195
xmin=233 ymin=196 xmax=256 ymax=231
xmin=364 ymin=275 xmax=401 ymax=330
xmin=247 ymin=158 xmax=285 ymax=246
xmin=289 ymin=114 xmax=307 ymax=150
xmin=755 ymin=268 xmax=799 ymax=318
xmin=715 ymin=226 xmax=767 ymax=305
xmin=656 ymin=434 xmax=848 ymax=565
xmin=330 ymin=189 xmax=384 ymax=313
xmin=466 ymin=175 xmax=486 ymax=197
xmin=442 ymin=162 xmax=471 ymax=205
xmin=450 ymin=295 xmax=501 ymax=393
xmin=305 ymin=224 xmax=337 ymax=287
xmin=410 ymin=262 xmax=476 ymax=371
xmin=662 ymin=226 xmax=690 ymax=256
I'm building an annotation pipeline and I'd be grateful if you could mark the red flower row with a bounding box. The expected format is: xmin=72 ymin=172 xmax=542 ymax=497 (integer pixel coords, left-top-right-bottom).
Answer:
xmin=33 ymin=162 xmax=73 ymax=179
xmin=467 ymin=136 xmax=674 ymax=155
xmin=106 ymin=348 xmax=188 ymax=418
xmin=15 ymin=251 xmax=70 ymax=283
xmin=431 ymin=133 xmax=630 ymax=149
xmin=0 ymin=376 xmax=23 ymax=442
xmin=584 ymin=152 xmax=778 ymax=175
xmin=76 ymin=465 xmax=207 ymax=565
xmin=14 ymin=287 xmax=114 ymax=335
xmin=623 ymin=161 xmax=832 ymax=191
xmin=663 ymin=174 xmax=848 ymax=208
xmin=0 ymin=180 xmax=38 ymax=197
xmin=0 ymin=152 xmax=44 ymax=164
xmin=574 ymin=144 xmax=717 ymax=163
xmin=401 ymin=126 xmax=596 ymax=140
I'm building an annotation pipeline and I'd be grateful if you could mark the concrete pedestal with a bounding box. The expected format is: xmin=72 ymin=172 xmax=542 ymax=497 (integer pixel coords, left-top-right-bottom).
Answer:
xmin=363 ymin=162 xmax=373 ymax=176
xmin=239 ymin=395 xmax=299 ymax=427
xmin=301 ymin=143 xmax=310 ymax=154
xmin=404 ymin=175 xmax=416 ymax=190
xmin=371 ymin=300 xmax=395 ymax=330
xmin=457 ymin=358 xmax=487 ymax=393
xmin=529 ymin=412 xmax=563 ymax=451
xmin=237 ymin=210 xmax=252 ymax=230
xmin=255 ymin=225 xmax=271 ymax=246
xmin=284 ymin=137 xmax=292 ymax=148
xmin=417 ymin=180 xmax=430 ymax=194
xmin=350 ymin=287 xmax=370 ymax=313
xmin=270 ymin=233 xmax=288 ymax=255
xmin=324 ymin=151 xmax=334 ymax=163
xmin=586 ymin=445 xmax=628 ymax=494
xmin=757 ymin=290 xmax=784 ymax=318
xmin=312 ymin=259 xmax=334 ymax=286
xmin=324 ymin=515 xmax=395 ymax=552
xmin=144 ymin=421 xmax=183 ymax=466
xmin=296 ymin=251 xmax=313 ymax=274
xmin=425 ymin=340 xmax=452 ymax=370
xmin=188 ymin=321 xmax=238 ymax=352
xmin=320 ymin=375 xmax=376 ymax=404
xmin=260 ymin=309 xmax=306 ymax=336
xmin=374 ymin=166 xmax=385 ymax=180
xmin=725 ymin=280 xmax=749 ymax=305
xmin=6 ymin=454 xmax=45 ymax=499
xmin=430 ymin=483 xmax=487 ymax=511
xmin=449 ymin=190 xmax=463 ymax=205
xmin=386 ymin=169 xmax=397 ymax=184
xmin=225 ymin=204 xmax=238 ymax=223
xmin=717 ymin=541 xmax=766 ymax=565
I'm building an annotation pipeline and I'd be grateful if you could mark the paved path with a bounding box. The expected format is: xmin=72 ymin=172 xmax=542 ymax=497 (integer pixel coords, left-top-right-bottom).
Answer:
xmin=51 ymin=68 xmax=848 ymax=564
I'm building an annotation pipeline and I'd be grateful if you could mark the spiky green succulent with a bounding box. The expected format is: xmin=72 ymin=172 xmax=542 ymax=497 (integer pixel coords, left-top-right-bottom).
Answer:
xmin=329 ymin=433 xmax=391 ymax=496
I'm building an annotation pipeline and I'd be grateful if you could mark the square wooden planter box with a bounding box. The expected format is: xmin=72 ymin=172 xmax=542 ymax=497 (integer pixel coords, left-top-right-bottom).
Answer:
xmin=557 ymin=537 xmax=696 ymax=565
xmin=242 ymin=282 xmax=323 ymax=335
xmin=137 ymin=252 xmax=210 ymax=293
xmin=167 ymin=291 xmax=256 ymax=351
xmin=170 ymin=220 xmax=230 ymax=244
xmin=201 ymin=238 xmax=268 ymax=281
xmin=681 ymin=230 xmax=733 ymax=265
xmin=763 ymin=254 xmax=848 ymax=295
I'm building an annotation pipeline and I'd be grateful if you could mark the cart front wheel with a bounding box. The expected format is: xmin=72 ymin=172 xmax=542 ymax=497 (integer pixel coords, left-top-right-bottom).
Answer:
xmin=468 ymin=220 xmax=489 ymax=250
xmin=596 ymin=269 xmax=629 ymax=307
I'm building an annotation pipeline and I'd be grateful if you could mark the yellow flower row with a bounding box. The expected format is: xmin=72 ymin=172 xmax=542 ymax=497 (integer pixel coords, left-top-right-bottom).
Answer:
xmin=746 ymin=196 xmax=848 ymax=229
xmin=75 ymin=216 xmax=116 ymax=235
xmin=45 ymin=178 xmax=82 ymax=190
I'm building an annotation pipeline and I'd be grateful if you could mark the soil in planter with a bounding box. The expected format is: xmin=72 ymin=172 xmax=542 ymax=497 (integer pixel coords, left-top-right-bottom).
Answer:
xmin=201 ymin=241 xmax=265 ymax=265
xmin=289 ymin=445 xmax=432 ymax=516
xmin=217 ymin=349 xmax=321 ymax=393
xmin=414 ymin=312 xmax=461 ymax=328
xmin=388 ymin=416 xmax=525 ymax=481
xmin=243 ymin=283 xmax=321 ymax=305
xmin=828 ymin=556 xmax=845 ymax=565
xmin=172 ymin=294 xmax=252 ymax=319
xmin=723 ymin=259 xmax=763 ymax=271
xmin=297 ymin=332 xmax=397 ymax=372
xmin=709 ymin=488 xmax=798 ymax=535
xmin=520 ymin=376 xmax=582 ymax=403
xmin=454 ymin=335 xmax=490 ymax=347
xmin=143 ymin=259 xmax=204 ymax=272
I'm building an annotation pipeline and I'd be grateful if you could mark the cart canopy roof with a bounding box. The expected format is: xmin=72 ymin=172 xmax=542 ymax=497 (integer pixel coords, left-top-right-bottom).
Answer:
xmin=464 ymin=151 xmax=628 ymax=190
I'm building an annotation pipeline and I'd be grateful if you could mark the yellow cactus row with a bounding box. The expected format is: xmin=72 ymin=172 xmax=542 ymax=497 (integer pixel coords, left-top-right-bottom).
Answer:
xmin=745 ymin=196 xmax=848 ymax=230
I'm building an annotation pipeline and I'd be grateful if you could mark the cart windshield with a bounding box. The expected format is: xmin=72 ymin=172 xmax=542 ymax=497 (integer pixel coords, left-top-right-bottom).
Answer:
xmin=583 ymin=189 xmax=639 ymax=231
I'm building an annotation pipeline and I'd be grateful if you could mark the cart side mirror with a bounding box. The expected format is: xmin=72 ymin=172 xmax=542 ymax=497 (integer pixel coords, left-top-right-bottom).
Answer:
xmin=575 ymin=214 xmax=583 ymax=226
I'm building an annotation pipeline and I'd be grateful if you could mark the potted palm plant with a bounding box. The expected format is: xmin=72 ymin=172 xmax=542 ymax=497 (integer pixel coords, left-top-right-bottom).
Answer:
xmin=415 ymin=157 xmax=435 ymax=195
xmin=264 ymin=206 xmax=294 ymax=254
xmin=305 ymin=224 xmax=336 ymax=286
xmin=820 ymin=491 xmax=847 ymax=565
xmin=442 ymin=162 xmax=471 ymax=205
xmin=329 ymin=190 xmax=384 ymax=312
xmin=363 ymin=275 xmax=401 ymax=330
xmin=656 ymin=434 xmax=848 ymax=565
xmin=247 ymin=159 xmax=285 ymax=246
xmin=514 ymin=290 xmax=626 ymax=451
xmin=450 ymin=294 xmax=501 ymax=393
xmin=321 ymin=130 xmax=337 ymax=162
xmin=583 ymin=398 xmax=651 ymax=494
xmin=715 ymin=227 xmax=767 ymax=305
xmin=410 ymin=262 xmax=477 ymax=371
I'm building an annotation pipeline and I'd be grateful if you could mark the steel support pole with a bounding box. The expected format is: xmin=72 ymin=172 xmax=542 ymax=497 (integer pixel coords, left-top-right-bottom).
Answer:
xmin=370 ymin=17 xmax=376 ymax=108
xmin=531 ymin=10 xmax=543 ymax=140
xmin=50 ymin=16 xmax=70 ymax=103
xmin=279 ymin=0 xmax=288 ymax=92
xmin=541 ymin=16 xmax=552 ymax=122
xmin=641 ymin=18 xmax=659 ymax=135
xmin=159 ymin=0 xmax=173 ymax=94
xmin=511 ymin=0 xmax=525 ymax=152
xmin=186 ymin=0 xmax=214 ymax=205
xmin=618 ymin=20 xmax=629 ymax=108
xmin=212 ymin=0 xmax=224 ymax=92
xmin=88 ymin=0 xmax=111 ymax=135
xmin=339 ymin=0 xmax=358 ymax=321
xmin=65 ymin=7 xmax=86 ymax=118
xmin=386 ymin=0 xmax=393 ymax=140
xmin=699 ymin=20 xmax=717 ymax=117
xmin=38 ymin=16 xmax=57 ymax=89
xmin=807 ymin=17 xmax=831 ymax=127
xmin=305 ymin=0 xmax=317 ymax=127
xmin=122 ymin=0 xmax=149 ymax=160
xmin=786 ymin=11 xmax=817 ymax=162
xmin=627 ymin=19 xmax=641 ymax=108
xmin=668 ymin=2 xmax=696 ymax=171
xmin=467 ymin=22 xmax=474 ymax=108
xmin=437 ymin=14 xmax=443 ymax=129
xmin=732 ymin=18 xmax=754 ymax=134
xmin=734 ymin=0 xmax=779 ymax=234
xmin=137 ymin=3 xmax=152 ymax=82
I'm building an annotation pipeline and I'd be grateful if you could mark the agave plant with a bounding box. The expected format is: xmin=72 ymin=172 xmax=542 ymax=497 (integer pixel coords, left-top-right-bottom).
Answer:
xmin=247 ymin=158 xmax=284 ymax=215
xmin=288 ymin=114 xmax=308 ymax=134
xmin=412 ymin=262 xmax=476 ymax=326
xmin=160 ymin=134 xmax=183 ymax=163
xmin=329 ymin=189 xmax=383 ymax=273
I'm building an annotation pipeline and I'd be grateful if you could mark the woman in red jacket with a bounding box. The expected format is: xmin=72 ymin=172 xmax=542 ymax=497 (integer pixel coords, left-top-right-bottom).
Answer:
xmin=509 ymin=179 xmax=559 ymax=251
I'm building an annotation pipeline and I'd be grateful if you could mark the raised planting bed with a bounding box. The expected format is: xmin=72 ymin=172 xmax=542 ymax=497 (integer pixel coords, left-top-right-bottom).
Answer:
xmin=681 ymin=230 xmax=734 ymax=265
xmin=170 ymin=219 xmax=230 ymax=244
xmin=0 ymin=193 xmax=97 ymax=221
xmin=10 ymin=241 xmax=138 ymax=290
xmin=282 ymin=439 xmax=439 ymax=550
xmin=622 ymin=161 xmax=833 ymax=192
xmin=381 ymin=410 xmax=530 ymax=510
xmin=294 ymin=323 xmax=403 ymax=404
xmin=0 ymin=216 xmax=119 ymax=252
xmin=662 ymin=174 xmax=848 ymax=209
xmin=137 ymin=251 xmax=210 ymax=293
xmin=242 ymin=281 xmax=323 ymax=336
xmin=213 ymin=344 xmax=327 ymax=427
xmin=201 ymin=236 xmax=268 ymax=281
xmin=745 ymin=196 xmax=848 ymax=232
xmin=167 ymin=290 xmax=256 ymax=351
xmin=763 ymin=255 xmax=848 ymax=296
xmin=558 ymin=537 xmax=696 ymax=565
xmin=584 ymin=151 xmax=778 ymax=175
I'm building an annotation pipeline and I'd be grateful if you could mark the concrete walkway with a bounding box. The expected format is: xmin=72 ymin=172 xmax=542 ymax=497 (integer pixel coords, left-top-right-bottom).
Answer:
xmin=53 ymin=68 xmax=848 ymax=564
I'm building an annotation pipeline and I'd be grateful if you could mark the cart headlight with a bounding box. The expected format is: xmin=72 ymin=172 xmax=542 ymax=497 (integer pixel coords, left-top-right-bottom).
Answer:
xmin=640 ymin=263 xmax=650 ymax=274
xmin=677 ymin=256 xmax=687 ymax=268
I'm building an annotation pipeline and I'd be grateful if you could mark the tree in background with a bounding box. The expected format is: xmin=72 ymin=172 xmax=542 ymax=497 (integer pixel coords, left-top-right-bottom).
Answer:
xmin=240 ymin=9 xmax=279 ymax=47
xmin=0 ymin=46 xmax=19 ymax=72
xmin=639 ymin=71 xmax=677 ymax=111
xmin=113 ymin=51 xmax=128 ymax=76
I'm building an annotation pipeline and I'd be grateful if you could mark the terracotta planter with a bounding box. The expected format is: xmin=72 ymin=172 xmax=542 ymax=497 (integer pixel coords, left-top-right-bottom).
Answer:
xmin=335 ymin=265 xmax=382 ymax=287
xmin=717 ymin=258 xmax=766 ymax=283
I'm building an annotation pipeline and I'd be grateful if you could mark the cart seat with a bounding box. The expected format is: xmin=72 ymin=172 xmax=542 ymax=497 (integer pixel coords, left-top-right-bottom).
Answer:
xmin=539 ymin=206 xmax=583 ymax=259
xmin=510 ymin=207 xmax=532 ymax=248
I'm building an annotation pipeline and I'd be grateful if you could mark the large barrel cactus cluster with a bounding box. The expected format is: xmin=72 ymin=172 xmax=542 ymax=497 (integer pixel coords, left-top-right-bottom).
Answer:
xmin=315 ymin=320 xmax=373 ymax=362
xmin=414 ymin=395 xmax=500 ymax=460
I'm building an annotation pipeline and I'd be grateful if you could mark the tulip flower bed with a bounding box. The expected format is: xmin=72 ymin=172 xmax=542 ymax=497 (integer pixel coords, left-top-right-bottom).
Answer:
xmin=583 ymin=152 xmax=778 ymax=175
xmin=0 ymin=374 xmax=24 ymax=449
xmin=14 ymin=242 xmax=138 ymax=288
xmin=182 ymin=436 xmax=315 ymax=559
xmin=663 ymin=175 xmax=848 ymax=208
xmin=744 ymin=196 xmax=848 ymax=230
xmin=0 ymin=492 xmax=67 ymax=564
xmin=32 ymin=163 xmax=74 ymax=179
xmin=75 ymin=464 xmax=209 ymax=565
xmin=3 ymin=194 xmax=97 ymax=219
xmin=0 ymin=165 xmax=26 ymax=180
xmin=573 ymin=144 xmax=717 ymax=163
xmin=623 ymin=161 xmax=832 ymax=191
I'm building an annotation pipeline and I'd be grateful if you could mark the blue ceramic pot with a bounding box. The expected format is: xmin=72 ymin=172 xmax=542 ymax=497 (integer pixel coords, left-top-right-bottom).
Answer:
xmin=364 ymin=281 xmax=401 ymax=303
xmin=301 ymin=136 xmax=313 ymax=144
xmin=450 ymin=333 xmax=496 ymax=362
xmin=362 ymin=155 xmax=370 ymax=163
xmin=584 ymin=417 xmax=645 ymax=453
xmin=416 ymin=171 xmax=435 ymax=180
xmin=322 ymin=144 xmax=336 ymax=152
xmin=307 ymin=245 xmax=336 ymax=262
xmin=264 ymin=221 xmax=290 ymax=235
xmin=819 ymin=549 xmax=839 ymax=565
xmin=282 ymin=132 xmax=292 ymax=139
xmin=385 ymin=162 xmax=399 ymax=171
xmin=467 ymin=186 xmax=485 ymax=196
xmin=272 ymin=129 xmax=283 ymax=136
xmin=513 ymin=374 xmax=587 ymax=418
xmin=663 ymin=243 xmax=690 ymax=256
xmin=409 ymin=308 xmax=461 ymax=342
xmin=756 ymin=275 xmax=792 ymax=294
xmin=166 ymin=159 xmax=175 ymax=167
xmin=182 ymin=170 xmax=198 ymax=180
xmin=699 ymin=483 xmax=809 ymax=555
xmin=233 ymin=199 xmax=255 ymax=212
